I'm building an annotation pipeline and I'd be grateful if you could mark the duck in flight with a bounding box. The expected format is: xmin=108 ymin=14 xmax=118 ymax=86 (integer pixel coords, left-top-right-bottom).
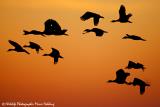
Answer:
xmin=111 ymin=5 xmax=132 ymax=23
xmin=108 ymin=69 xmax=130 ymax=84
xmin=122 ymin=34 xmax=146 ymax=41
xmin=83 ymin=28 xmax=108 ymax=37
xmin=23 ymin=19 xmax=68 ymax=36
xmin=43 ymin=48 xmax=63 ymax=64
xmin=128 ymin=78 xmax=150 ymax=95
xmin=126 ymin=60 xmax=145 ymax=71
xmin=23 ymin=42 xmax=43 ymax=54
xmin=8 ymin=40 xmax=30 ymax=54
xmin=80 ymin=11 xmax=104 ymax=26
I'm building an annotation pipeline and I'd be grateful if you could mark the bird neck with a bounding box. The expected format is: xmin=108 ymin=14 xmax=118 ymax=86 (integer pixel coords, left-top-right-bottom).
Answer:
xmin=43 ymin=54 xmax=50 ymax=56
xmin=108 ymin=80 xmax=115 ymax=83
xmin=23 ymin=45 xmax=30 ymax=47
xmin=111 ymin=19 xmax=119 ymax=22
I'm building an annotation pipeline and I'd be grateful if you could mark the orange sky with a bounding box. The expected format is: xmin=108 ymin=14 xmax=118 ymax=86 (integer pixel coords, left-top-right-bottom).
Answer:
xmin=0 ymin=0 xmax=160 ymax=107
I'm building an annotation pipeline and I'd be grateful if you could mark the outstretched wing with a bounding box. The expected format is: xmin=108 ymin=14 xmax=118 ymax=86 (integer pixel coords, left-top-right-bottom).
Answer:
xmin=119 ymin=5 xmax=126 ymax=18
xmin=140 ymin=85 xmax=145 ymax=95
xmin=92 ymin=28 xmax=103 ymax=36
xmin=44 ymin=19 xmax=62 ymax=32
xmin=51 ymin=48 xmax=60 ymax=56
xmin=30 ymin=42 xmax=40 ymax=47
xmin=127 ymin=61 xmax=136 ymax=68
xmin=80 ymin=11 xmax=95 ymax=21
xmin=93 ymin=17 xmax=100 ymax=26
xmin=8 ymin=40 xmax=22 ymax=49
xmin=54 ymin=57 xmax=59 ymax=64
xmin=116 ymin=69 xmax=125 ymax=79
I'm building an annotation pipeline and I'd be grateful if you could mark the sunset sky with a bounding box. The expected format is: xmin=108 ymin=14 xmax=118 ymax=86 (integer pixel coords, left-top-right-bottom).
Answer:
xmin=0 ymin=0 xmax=160 ymax=107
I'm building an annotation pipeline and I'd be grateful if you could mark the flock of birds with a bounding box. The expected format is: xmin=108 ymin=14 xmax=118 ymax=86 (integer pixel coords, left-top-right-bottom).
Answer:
xmin=7 ymin=5 xmax=150 ymax=94
xmin=108 ymin=61 xmax=150 ymax=95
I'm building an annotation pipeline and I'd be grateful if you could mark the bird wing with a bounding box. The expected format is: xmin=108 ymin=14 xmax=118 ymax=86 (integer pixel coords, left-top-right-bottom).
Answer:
xmin=93 ymin=28 xmax=106 ymax=36
xmin=51 ymin=48 xmax=60 ymax=56
xmin=127 ymin=61 xmax=136 ymax=68
xmin=140 ymin=85 xmax=145 ymax=95
xmin=119 ymin=5 xmax=126 ymax=18
xmin=44 ymin=19 xmax=62 ymax=31
xmin=30 ymin=42 xmax=40 ymax=48
xmin=116 ymin=69 xmax=125 ymax=79
xmin=93 ymin=17 xmax=100 ymax=26
xmin=8 ymin=40 xmax=22 ymax=49
xmin=54 ymin=57 xmax=59 ymax=64
xmin=95 ymin=31 xmax=103 ymax=36
xmin=80 ymin=11 xmax=94 ymax=21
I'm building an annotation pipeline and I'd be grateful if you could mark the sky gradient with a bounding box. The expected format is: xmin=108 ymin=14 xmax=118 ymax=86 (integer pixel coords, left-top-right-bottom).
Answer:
xmin=0 ymin=0 xmax=160 ymax=107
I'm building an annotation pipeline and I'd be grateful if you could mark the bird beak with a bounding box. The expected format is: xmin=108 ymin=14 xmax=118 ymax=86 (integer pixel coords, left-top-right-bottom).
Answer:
xmin=65 ymin=34 xmax=69 ymax=36
xmin=122 ymin=36 xmax=127 ymax=39
xmin=59 ymin=56 xmax=63 ymax=58
xmin=101 ymin=16 xmax=104 ymax=18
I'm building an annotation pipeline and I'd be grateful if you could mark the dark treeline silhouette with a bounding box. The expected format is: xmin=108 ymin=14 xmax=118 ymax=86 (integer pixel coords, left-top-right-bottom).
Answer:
xmin=80 ymin=11 xmax=104 ymax=26
xmin=24 ymin=19 xmax=68 ymax=36
xmin=43 ymin=48 xmax=63 ymax=64
xmin=83 ymin=28 xmax=108 ymax=37
xmin=126 ymin=60 xmax=145 ymax=71
xmin=111 ymin=5 xmax=132 ymax=23
xmin=122 ymin=34 xmax=146 ymax=41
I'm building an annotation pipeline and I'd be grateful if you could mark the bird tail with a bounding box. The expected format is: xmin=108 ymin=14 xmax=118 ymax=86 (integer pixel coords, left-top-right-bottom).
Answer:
xmin=40 ymin=47 xmax=43 ymax=50
xmin=104 ymin=31 xmax=108 ymax=33
xmin=23 ymin=30 xmax=30 ymax=35
xmin=24 ymin=50 xmax=30 ymax=54
xmin=142 ymin=39 xmax=146 ymax=41
xmin=141 ymin=67 xmax=146 ymax=71
xmin=127 ymin=13 xmax=132 ymax=18
xmin=107 ymin=80 xmax=114 ymax=83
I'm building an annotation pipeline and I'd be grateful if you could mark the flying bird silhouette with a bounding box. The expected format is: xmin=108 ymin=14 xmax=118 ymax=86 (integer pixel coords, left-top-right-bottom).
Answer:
xmin=122 ymin=34 xmax=146 ymax=41
xmin=111 ymin=5 xmax=132 ymax=23
xmin=126 ymin=61 xmax=145 ymax=71
xmin=44 ymin=19 xmax=68 ymax=36
xmin=80 ymin=11 xmax=104 ymax=26
xmin=23 ymin=19 xmax=68 ymax=36
xmin=108 ymin=69 xmax=130 ymax=84
xmin=23 ymin=42 xmax=43 ymax=54
xmin=83 ymin=28 xmax=108 ymax=37
xmin=43 ymin=48 xmax=63 ymax=64
xmin=128 ymin=78 xmax=150 ymax=95
xmin=8 ymin=40 xmax=30 ymax=54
